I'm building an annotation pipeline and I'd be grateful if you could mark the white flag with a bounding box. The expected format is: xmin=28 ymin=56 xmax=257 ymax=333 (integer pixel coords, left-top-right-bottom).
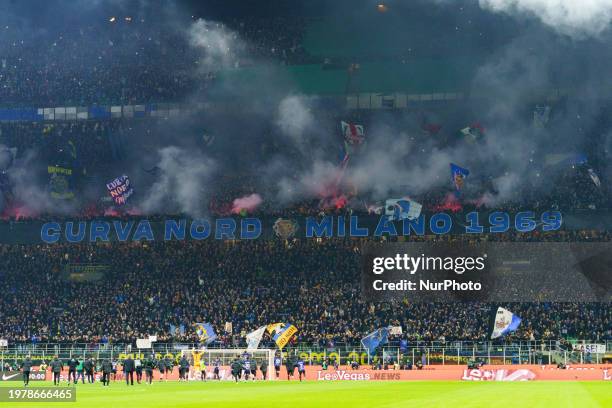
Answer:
xmin=136 ymin=338 xmax=152 ymax=349
xmin=389 ymin=326 xmax=402 ymax=335
xmin=491 ymin=307 xmax=522 ymax=339
xmin=588 ymin=168 xmax=601 ymax=188
xmin=385 ymin=198 xmax=422 ymax=221
xmin=246 ymin=326 xmax=266 ymax=351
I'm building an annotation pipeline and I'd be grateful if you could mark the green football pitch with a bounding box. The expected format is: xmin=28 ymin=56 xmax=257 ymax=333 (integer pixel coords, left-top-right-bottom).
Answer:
xmin=0 ymin=380 xmax=609 ymax=407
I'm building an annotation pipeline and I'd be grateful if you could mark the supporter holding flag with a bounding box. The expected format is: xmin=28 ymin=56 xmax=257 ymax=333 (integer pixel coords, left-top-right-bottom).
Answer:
xmin=341 ymin=121 xmax=365 ymax=146
xmin=533 ymin=105 xmax=551 ymax=128
xmin=361 ymin=327 xmax=390 ymax=356
xmin=341 ymin=120 xmax=366 ymax=158
xmin=385 ymin=198 xmax=422 ymax=221
xmin=106 ymin=175 xmax=134 ymax=206
xmin=246 ymin=326 xmax=266 ymax=351
xmin=460 ymin=122 xmax=485 ymax=142
xmin=450 ymin=163 xmax=470 ymax=196
xmin=588 ymin=168 xmax=601 ymax=188
xmin=491 ymin=307 xmax=522 ymax=339
xmin=194 ymin=322 xmax=217 ymax=345
xmin=266 ymin=323 xmax=298 ymax=350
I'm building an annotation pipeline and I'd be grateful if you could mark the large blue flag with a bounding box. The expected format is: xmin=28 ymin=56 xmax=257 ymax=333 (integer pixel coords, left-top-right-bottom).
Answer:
xmin=450 ymin=163 xmax=470 ymax=194
xmin=361 ymin=327 xmax=390 ymax=356
xmin=194 ymin=322 xmax=217 ymax=344
xmin=491 ymin=307 xmax=522 ymax=339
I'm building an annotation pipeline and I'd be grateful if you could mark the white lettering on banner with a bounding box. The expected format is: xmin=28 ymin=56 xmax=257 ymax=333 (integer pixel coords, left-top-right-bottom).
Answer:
xmin=317 ymin=370 xmax=371 ymax=381
xmin=461 ymin=369 xmax=535 ymax=381
xmin=572 ymin=344 xmax=606 ymax=354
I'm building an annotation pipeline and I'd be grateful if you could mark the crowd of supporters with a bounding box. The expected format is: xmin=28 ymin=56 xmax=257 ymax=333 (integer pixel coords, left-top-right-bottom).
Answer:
xmin=0 ymin=109 xmax=608 ymax=222
xmin=0 ymin=15 xmax=311 ymax=107
xmin=0 ymin=232 xmax=610 ymax=346
xmin=0 ymin=8 xmax=609 ymax=353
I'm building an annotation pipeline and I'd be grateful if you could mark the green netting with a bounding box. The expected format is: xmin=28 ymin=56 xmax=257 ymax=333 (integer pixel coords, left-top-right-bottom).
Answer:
xmin=214 ymin=59 xmax=478 ymax=95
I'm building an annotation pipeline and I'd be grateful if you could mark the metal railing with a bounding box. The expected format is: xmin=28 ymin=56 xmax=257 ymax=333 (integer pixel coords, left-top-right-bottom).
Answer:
xmin=1 ymin=340 xmax=609 ymax=367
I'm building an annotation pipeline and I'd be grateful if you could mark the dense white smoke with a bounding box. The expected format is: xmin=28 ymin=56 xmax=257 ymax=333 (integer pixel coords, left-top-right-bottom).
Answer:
xmin=140 ymin=147 xmax=216 ymax=216
xmin=4 ymin=150 xmax=76 ymax=216
xmin=276 ymin=160 xmax=341 ymax=203
xmin=275 ymin=95 xmax=316 ymax=150
xmin=479 ymin=0 xmax=612 ymax=37
xmin=188 ymin=19 xmax=244 ymax=69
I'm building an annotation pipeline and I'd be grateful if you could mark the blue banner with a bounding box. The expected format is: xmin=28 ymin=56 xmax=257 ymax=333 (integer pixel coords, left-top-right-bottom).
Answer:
xmin=39 ymin=211 xmax=563 ymax=243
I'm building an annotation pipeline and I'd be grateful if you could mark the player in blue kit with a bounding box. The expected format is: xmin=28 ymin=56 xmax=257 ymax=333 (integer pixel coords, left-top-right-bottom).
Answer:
xmin=242 ymin=357 xmax=251 ymax=381
xmin=297 ymin=358 xmax=306 ymax=382
xmin=274 ymin=354 xmax=281 ymax=378
xmin=213 ymin=358 xmax=221 ymax=380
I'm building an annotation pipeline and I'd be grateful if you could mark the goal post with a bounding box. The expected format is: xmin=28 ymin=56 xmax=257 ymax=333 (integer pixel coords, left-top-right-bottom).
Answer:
xmin=183 ymin=348 xmax=276 ymax=381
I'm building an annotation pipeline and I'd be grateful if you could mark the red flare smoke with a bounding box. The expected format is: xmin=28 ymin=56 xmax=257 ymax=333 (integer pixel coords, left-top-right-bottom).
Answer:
xmin=231 ymin=193 xmax=263 ymax=214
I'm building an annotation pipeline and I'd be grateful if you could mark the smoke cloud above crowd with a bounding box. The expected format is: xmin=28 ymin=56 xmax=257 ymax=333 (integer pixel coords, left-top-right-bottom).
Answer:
xmin=479 ymin=0 xmax=612 ymax=38
xmin=0 ymin=0 xmax=609 ymax=217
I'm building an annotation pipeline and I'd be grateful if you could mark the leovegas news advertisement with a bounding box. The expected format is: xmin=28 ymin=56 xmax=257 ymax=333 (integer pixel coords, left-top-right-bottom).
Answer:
xmin=309 ymin=365 xmax=612 ymax=381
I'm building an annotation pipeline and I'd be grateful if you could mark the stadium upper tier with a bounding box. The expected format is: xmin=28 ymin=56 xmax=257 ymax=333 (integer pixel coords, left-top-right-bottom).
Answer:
xmin=2 ymin=11 xmax=607 ymax=108
xmin=0 ymin=113 xmax=609 ymax=220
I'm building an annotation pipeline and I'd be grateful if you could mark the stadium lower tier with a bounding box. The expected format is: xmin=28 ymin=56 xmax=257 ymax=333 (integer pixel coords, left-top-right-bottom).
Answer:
xmin=1 ymin=239 xmax=611 ymax=343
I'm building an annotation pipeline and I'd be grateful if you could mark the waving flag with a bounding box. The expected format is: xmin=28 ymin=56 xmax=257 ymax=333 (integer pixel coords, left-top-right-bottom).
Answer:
xmin=450 ymin=163 xmax=470 ymax=194
xmin=194 ymin=322 xmax=217 ymax=344
xmin=533 ymin=105 xmax=551 ymax=128
xmin=588 ymin=168 xmax=601 ymax=188
xmin=106 ymin=175 xmax=134 ymax=205
xmin=385 ymin=198 xmax=422 ymax=221
xmin=341 ymin=121 xmax=365 ymax=158
xmin=460 ymin=122 xmax=485 ymax=142
xmin=266 ymin=323 xmax=298 ymax=349
xmin=48 ymin=165 xmax=75 ymax=200
xmin=341 ymin=121 xmax=365 ymax=145
xmin=246 ymin=326 xmax=266 ymax=351
xmin=491 ymin=307 xmax=522 ymax=339
xmin=361 ymin=327 xmax=390 ymax=356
